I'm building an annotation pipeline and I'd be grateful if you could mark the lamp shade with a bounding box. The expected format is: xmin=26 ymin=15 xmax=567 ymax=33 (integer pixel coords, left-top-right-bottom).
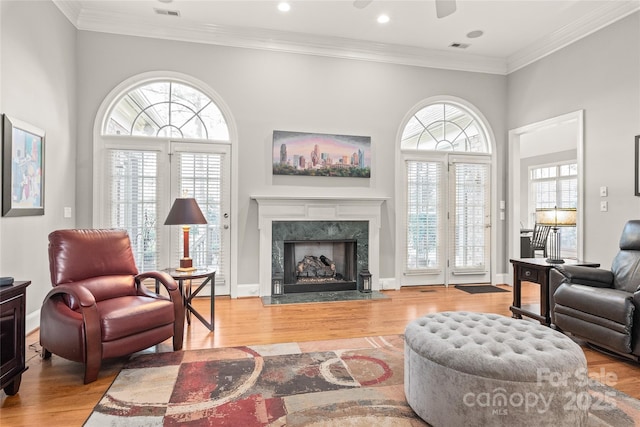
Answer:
xmin=535 ymin=207 xmax=576 ymax=227
xmin=164 ymin=198 xmax=207 ymax=225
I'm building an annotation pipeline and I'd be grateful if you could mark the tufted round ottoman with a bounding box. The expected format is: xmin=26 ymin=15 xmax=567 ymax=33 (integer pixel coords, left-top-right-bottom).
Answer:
xmin=404 ymin=312 xmax=588 ymax=427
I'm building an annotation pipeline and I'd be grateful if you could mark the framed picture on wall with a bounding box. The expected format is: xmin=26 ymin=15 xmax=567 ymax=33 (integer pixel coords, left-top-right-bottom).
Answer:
xmin=636 ymin=135 xmax=640 ymax=196
xmin=272 ymin=130 xmax=371 ymax=178
xmin=2 ymin=114 xmax=45 ymax=216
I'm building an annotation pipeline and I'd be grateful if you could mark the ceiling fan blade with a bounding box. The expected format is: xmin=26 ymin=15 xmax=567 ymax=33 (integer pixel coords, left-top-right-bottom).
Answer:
xmin=353 ymin=0 xmax=373 ymax=9
xmin=435 ymin=0 xmax=457 ymax=18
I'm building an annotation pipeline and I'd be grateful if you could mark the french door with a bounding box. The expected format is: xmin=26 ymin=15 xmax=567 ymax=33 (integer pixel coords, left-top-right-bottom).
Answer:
xmin=402 ymin=153 xmax=491 ymax=286
xmin=102 ymin=139 xmax=231 ymax=295
xmin=170 ymin=142 xmax=231 ymax=295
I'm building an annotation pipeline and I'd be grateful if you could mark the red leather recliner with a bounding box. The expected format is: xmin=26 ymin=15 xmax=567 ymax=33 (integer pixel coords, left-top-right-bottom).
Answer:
xmin=40 ymin=229 xmax=184 ymax=383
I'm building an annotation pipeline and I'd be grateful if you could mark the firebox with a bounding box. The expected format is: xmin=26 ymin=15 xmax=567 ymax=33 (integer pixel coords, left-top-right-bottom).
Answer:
xmin=283 ymin=239 xmax=357 ymax=293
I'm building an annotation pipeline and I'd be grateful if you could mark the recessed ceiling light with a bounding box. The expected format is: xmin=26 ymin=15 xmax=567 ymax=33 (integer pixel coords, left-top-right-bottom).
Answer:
xmin=466 ymin=30 xmax=484 ymax=39
xmin=157 ymin=0 xmax=173 ymax=3
xmin=377 ymin=14 xmax=390 ymax=24
xmin=278 ymin=2 xmax=291 ymax=12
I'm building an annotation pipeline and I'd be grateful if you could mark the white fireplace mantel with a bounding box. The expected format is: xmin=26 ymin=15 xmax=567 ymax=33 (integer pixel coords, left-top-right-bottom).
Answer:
xmin=251 ymin=195 xmax=387 ymax=296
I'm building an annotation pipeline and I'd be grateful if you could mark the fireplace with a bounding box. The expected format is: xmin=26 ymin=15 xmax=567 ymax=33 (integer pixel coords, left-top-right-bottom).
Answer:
xmin=283 ymin=239 xmax=357 ymax=293
xmin=252 ymin=195 xmax=386 ymax=297
xmin=272 ymin=220 xmax=368 ymax=294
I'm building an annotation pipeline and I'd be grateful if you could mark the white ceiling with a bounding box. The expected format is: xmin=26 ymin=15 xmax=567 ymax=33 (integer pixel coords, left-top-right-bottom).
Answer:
xmin=53 ymin=0 xmax=640 ymax=74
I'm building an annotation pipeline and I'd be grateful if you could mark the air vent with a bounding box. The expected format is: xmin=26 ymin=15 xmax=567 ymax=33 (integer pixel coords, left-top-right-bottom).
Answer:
xmin=154 ymin=8 xmax=180 ymax=17
xmin=449 ymin=42 xmax=470 ymax=49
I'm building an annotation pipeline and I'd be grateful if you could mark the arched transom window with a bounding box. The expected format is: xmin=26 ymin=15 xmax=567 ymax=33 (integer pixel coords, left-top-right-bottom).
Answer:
xmin=401 ymin=103 xmax=489 ymax=153
xmin=104 ymin=80 xmax=229 ymax=141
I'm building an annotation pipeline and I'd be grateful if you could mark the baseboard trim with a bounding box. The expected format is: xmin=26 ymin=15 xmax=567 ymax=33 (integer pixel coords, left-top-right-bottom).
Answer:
xmin=379 ymin=277 xmax=397 ymax=290
xmin=236 ymin=283 xmax=260 ymax=298
xmin=26 ymin=308 xmax=40 ymax=335
xmin=495 ymin=273 xmax=510 ymax=286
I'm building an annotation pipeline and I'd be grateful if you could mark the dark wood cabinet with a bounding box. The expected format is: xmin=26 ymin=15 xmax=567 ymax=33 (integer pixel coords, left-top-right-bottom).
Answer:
xmin=0 ymin=281 xmax=30 ymax=395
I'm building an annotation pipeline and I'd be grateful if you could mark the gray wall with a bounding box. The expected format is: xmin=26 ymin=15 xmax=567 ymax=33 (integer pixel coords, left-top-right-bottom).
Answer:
xmin=0 ymin=0 xmax=77 ymax=325
xmin=75 ymin=31 xmax=508 ymax=288
xmin=508 ymin=12 xmax=640 ymax=267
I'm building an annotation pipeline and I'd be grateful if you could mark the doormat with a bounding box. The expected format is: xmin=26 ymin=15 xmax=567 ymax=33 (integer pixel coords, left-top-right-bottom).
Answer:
xmin=261 ymin=290 xmax=389 ymax=306
xmin=454 ymin=285 xmax=510 ymax=294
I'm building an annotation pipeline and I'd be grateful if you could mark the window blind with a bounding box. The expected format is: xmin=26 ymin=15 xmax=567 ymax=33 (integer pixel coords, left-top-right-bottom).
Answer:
xmin=107 ymin=149 xmax=160 ymax=271
xmin=176 ymin=151 xmax=228 ymax=285
xmin=405 ymin=160 xmax=442 ymax=272
xmin=451 ymin=162 xmax=489 ymax=270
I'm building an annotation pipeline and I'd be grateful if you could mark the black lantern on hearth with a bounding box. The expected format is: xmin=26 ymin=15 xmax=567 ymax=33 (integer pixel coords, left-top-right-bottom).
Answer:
xmin=272 ymin=273 xmax=284 ymax=296
xmin=358 ymin=268 xmax=372 ymax=293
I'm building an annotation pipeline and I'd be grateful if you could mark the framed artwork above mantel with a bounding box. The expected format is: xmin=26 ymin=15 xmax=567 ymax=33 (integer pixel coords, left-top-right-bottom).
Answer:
xmin=2 ymin=114 xmax=45 ymax=217
xmin=272 ymin=130 xmax=371 ymax=178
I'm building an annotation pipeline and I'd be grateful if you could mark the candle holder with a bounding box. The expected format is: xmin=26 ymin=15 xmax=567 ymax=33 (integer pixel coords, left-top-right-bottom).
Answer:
xmin=272 ymin=274 xmax=284 ymax=296
xmin=358 ymin=268 xmax=372 ymax=293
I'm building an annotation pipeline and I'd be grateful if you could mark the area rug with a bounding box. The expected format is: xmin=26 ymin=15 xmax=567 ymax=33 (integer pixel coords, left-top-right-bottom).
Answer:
xmin=454 ymin=284 xmax=510 ymax=294
xmin=84 ymin=335 xmax=640 ymax=426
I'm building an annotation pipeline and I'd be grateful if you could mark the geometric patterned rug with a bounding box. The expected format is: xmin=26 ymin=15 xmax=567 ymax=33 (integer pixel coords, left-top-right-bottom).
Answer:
xmin=84 ymin=335 xmax=640 ymax=426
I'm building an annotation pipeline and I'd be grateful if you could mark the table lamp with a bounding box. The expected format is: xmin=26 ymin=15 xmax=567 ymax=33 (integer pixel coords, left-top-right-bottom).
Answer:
xmin=535 ymin=207 xmax=577 ymax=264
xmin=165 ymin=198 xmax=207 ymax=271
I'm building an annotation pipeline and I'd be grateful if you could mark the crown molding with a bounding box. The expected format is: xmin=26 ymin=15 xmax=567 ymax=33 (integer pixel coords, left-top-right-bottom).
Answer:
xmin=52 ymin=0 xmax=82 ymax=26
xmin=507 ymin=0 xmax=640 ymax=73
xmin=54 ymin=1 xmax=639 ymax=76
xmin=73 ymin=7 xmax=507 ymax=75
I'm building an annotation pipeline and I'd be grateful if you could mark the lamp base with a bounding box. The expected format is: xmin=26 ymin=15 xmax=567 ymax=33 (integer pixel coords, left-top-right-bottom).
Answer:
xmin=546 ymin=258 xmax=565 ymax=264
xmin=176 ymin=257 xmax=196 ymax=272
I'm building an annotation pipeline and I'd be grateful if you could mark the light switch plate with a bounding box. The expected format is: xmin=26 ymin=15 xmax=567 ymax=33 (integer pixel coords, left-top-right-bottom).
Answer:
xmin=64 ymin=207 xmax=72 ymax=218
xmin=600 ymin=186 xmax=608 ymax=197
xmin=600 ymin=201 xmax=608 ymax=212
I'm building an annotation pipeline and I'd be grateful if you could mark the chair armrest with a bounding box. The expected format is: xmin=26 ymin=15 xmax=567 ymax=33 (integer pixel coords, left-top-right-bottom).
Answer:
xmin=136 ymin=271 xmax=179 ymax=293
xmin=553 ymin=265 xmax=614 ymax=288
xmin=135 ymin=271 xmax=184 ymax=348
xmin=43 ymin=284 xmax=101 ymax=380
xmin=44 ymin=283 xmax=97 ymax=307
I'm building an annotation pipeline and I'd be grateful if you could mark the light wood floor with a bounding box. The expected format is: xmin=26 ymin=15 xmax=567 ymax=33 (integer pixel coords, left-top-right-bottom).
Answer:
xmin=2 ymin=283 xmax=640 ymax=426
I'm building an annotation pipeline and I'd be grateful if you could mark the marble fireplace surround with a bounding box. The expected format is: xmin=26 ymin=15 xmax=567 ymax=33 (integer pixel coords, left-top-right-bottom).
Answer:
xmin=252 ymin=195 xmax=387 ymax=297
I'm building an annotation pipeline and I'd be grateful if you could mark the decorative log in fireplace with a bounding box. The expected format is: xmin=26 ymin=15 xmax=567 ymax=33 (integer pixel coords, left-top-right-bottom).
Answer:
xmin=283 ymin=240 xmax=357 ymax=293
xmin=296 ymin=255 xmax=336 ymax=279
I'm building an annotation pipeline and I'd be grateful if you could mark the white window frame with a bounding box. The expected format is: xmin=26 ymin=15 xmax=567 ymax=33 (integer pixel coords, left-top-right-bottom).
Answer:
xmin=395 ymin=95 xmax=497 ymax=288
xmin=92 ymin=71 xmax=239 ymax=296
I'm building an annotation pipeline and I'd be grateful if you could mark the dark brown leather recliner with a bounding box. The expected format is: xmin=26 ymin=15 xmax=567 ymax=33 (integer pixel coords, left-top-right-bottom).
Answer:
xmin=40 ymin=229 xmax=184 ymax=383
xmin=549 ymin=220 xmax=640 ymax=360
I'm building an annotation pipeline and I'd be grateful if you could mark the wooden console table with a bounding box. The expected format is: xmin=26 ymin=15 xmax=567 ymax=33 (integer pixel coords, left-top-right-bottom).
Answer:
xmin=160 ymin=268 xmax=216 ymax=331
xmin=0 ymin=281 xmax=30 ymax=395
xmin=509 ymin=259 xmax=599 ymax=326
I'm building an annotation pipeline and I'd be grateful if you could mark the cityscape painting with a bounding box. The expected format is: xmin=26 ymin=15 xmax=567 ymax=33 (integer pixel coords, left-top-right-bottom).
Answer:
xmin=272 ymin=130 xmax=371 ymax=178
